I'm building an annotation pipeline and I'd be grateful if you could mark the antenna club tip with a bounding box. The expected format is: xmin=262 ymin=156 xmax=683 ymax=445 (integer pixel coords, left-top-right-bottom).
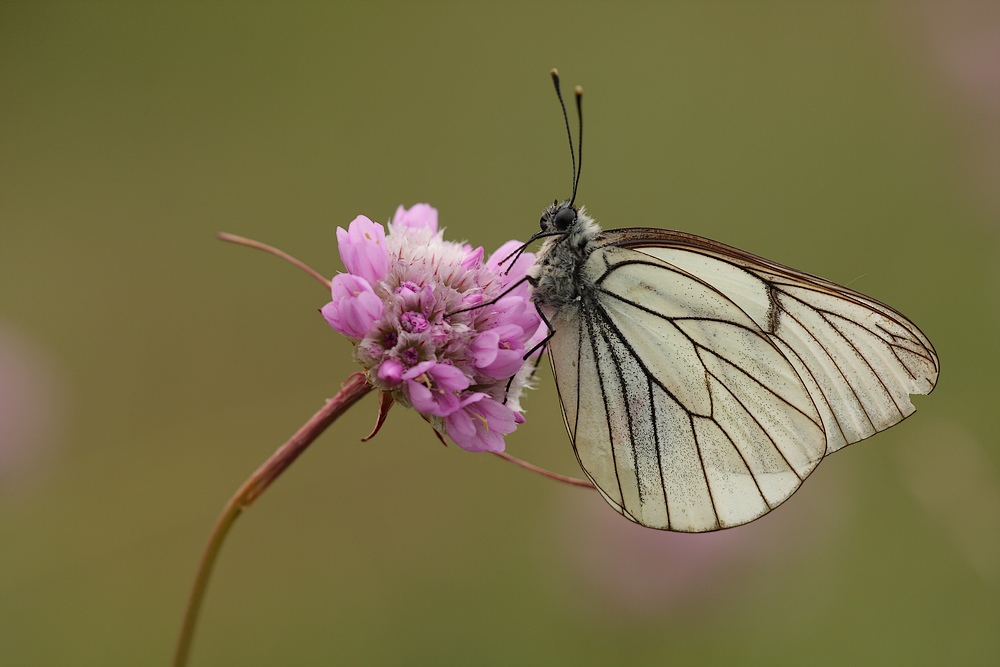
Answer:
xmin=550 ymin=68 xmax=559 ymax=76
xmin=574 ymin=85 xmax=583 ymax=96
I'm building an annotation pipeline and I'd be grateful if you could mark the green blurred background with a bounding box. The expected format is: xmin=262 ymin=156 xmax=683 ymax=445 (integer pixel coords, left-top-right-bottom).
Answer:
xmin=2 ymin=2 xmax=997 ymax=665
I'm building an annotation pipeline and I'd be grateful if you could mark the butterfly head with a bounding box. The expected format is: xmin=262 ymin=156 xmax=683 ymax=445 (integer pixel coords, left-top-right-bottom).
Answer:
xmin=540 ymin=200 xmax=578 ymax=234
xmin=535 ymin=200 xmax=599 ymax=253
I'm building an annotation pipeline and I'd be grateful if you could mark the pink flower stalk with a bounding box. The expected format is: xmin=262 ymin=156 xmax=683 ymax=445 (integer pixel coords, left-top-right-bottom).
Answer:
xmin=323 ymin=204 xmax=543 ymax=452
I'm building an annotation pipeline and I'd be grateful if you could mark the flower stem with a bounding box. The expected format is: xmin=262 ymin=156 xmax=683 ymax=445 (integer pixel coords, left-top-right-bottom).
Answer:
xmin=491 ymin=450 xmax=594 ymax=488
xmin=172 ymin=372 xmax=372 ymax=667
xmin=217 ymin=232 xmax=332 ymax=290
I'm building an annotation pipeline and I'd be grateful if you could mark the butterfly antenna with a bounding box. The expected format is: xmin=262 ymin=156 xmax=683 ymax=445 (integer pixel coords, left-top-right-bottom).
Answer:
xmin=571 ymin=85 xmax=583 ymax=207
xmin=496 ymin=228 xmax=565 ymax=272
xmin=550 ymin=69 xmax=577 ymax=203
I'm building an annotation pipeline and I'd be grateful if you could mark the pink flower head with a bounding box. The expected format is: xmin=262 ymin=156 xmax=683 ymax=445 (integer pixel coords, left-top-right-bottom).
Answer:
xmin=322 ymin=203 xmax=540 ymax=452
xmin=321 ymin=274 xmax=383 ymax=339
xmin=337 ymin=215 xmax=389 ymax=284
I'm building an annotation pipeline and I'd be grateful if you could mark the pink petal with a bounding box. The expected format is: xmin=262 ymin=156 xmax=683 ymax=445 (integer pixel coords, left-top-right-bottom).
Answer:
xmin=404 ymin=378 xmax=438 ymax=414
xmin=323 ymin=274 xmax=383 ymax=338
xmin=461 ymin=246 xmax=485 ymax=270
xmin=392 ymin=203 xmax=438 ymax=234
xmin=472 ymin=323 xmax=528 ymax=378
xmin=429 ymin=362 xmax=471 ymax=392
xmin=337 ymin=215 xmax=389 ymax=283
xmin=471 ymin=331 xmax=501 ymax=367
xmin=445 ymin=395 xmax=518 ymax=453
xmin=401 ymin=361 xmax=469 ymax=417
xmin=488 ymin=240 xmax=535 ymax=282
xmin=402 ymin=360 xmax=436 ymax=380
xmin=377 ymin=359 xmax=404 ymax=387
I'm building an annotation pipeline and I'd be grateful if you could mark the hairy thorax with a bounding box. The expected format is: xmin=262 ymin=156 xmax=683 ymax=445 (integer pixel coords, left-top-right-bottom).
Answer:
xmin=531 ymin=208 xmax=602 ymax=312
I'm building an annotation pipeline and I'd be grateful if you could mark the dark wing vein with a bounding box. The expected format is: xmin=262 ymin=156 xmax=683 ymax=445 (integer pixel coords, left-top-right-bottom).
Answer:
xmin=778 ymin=304 xmax=878 ymax=434
xmin=588 ymin=292 xmax=699 ymax=413
xmin=690 ymin=412 xmax=721 ymax=529
xmin=648 ymin=374 xmax=671 ymax=529
xmin=776 ymin=284 xmax=936 ymax=368
xmin=591 ymin=288 xmax=794 ymax=529
xmin=768 ymin=333 xmax=850 ymax=447
xmin=573 ymin=305 xmax=583 ymax=439
xmin=703 ymin=360 xmax=805 ymax=484
xmin=596 ymin=310 xmax=644 ymax=504
xmin=583 ymin=300 xmax=631 ymax=520
xmin=602 ymin=227 xmax=938 ymax=377
xmin=817 ymin=309 xmax=907 ymax=419
xmin=588 ymin=293 xmax=726 ymax=529
xmin=702 ymin=370 xmax=773 ymax=504
xmin=595 ymin=288 xmax=820 ymax=427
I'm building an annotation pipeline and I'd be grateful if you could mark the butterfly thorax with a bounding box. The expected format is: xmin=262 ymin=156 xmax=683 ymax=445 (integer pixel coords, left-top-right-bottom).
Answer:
xmin=531 ymin=204 xmax=601 ymax=311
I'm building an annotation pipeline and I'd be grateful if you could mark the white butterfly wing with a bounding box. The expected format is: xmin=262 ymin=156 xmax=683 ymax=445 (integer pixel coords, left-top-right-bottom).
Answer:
xmin=546 ymin=230 xmax=938 ymax=532
xmin=612 ymin=229 xmax=940 ymax=452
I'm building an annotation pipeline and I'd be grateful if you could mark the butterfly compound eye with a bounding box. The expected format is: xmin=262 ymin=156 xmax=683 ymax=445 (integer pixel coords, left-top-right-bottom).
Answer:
xmin=553 ymin=206 xmax=576 ymax=231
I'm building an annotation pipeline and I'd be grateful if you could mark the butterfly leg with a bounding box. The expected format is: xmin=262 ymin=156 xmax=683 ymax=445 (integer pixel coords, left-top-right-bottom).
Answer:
xmin=502 ymin=296 xmax=556 ymax=402
xmin=444 ymin=275 xmax=533 ymax=317
xmin=522 ymin=299 xmax=556 ymax=361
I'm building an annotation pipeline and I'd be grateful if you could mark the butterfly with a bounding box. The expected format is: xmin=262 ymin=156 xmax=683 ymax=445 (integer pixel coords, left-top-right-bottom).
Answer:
xmin=524 ymin=70 xmax=939 ymax=532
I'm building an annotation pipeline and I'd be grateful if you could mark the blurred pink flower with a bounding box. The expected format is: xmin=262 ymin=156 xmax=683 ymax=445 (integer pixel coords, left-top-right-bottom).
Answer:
xmin=323 ymin=204 xmax=544 ymax=452
xmin=0 ymin=325 xmax=65 ymax=488
xmin=555 ymin=473 xmax=844 ymax=615
xmin=894 ymin=1 xmax=1000 ymax=220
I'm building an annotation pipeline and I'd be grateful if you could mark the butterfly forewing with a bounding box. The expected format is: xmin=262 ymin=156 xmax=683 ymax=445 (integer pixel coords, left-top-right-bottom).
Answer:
xmin=608 ymin=230 xmax=939 ymax=454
